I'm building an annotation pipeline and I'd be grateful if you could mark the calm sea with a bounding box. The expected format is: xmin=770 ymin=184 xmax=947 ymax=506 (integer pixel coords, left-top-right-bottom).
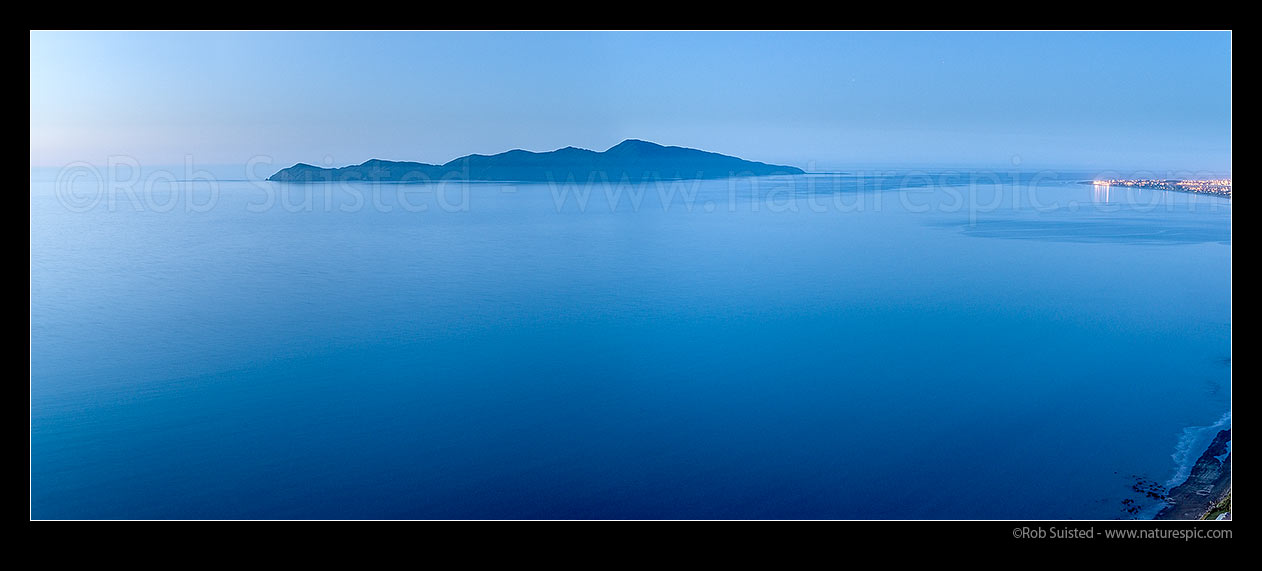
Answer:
xmin=29 ymin=169 xmax=1231 ymax=519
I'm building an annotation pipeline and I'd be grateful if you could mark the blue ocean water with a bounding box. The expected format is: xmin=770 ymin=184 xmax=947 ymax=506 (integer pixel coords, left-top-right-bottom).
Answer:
xmin=29 ymin=170 xmax=1231 ymax=519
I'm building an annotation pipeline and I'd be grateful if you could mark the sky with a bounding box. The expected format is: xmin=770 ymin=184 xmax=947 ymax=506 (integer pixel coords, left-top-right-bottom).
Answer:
xmin=30 ymin=31 xmax=1232 ymax=173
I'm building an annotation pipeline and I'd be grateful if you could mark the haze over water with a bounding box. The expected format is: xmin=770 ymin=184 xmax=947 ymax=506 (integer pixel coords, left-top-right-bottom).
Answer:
xmin=29 ymin=171 xmax=1230 ymax=519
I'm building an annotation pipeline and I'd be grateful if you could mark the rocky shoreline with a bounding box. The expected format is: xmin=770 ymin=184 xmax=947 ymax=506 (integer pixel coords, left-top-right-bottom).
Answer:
xmin=1155 ymin=428 xmax=1231 ymax=520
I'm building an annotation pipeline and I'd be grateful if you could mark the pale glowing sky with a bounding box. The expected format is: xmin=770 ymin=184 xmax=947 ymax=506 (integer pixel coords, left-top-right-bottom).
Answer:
xmin=30 ymin=31 xmax=1231 ymax=172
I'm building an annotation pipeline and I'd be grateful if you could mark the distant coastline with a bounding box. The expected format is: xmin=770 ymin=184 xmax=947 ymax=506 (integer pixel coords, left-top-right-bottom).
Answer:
xmin=1087 ymin=178 xmax=1231 ymax=198
xmin=268 ymin=139 xmax=804 ymax=183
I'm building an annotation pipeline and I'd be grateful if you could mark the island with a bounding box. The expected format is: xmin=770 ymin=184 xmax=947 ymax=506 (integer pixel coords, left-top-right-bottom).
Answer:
xmin=268 ymin=139 xmax=805 ymax=183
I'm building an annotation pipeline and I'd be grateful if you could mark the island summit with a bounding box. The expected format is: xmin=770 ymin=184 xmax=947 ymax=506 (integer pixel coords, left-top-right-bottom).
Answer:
xmin=268 ymin=139 xmax=805 ymax=183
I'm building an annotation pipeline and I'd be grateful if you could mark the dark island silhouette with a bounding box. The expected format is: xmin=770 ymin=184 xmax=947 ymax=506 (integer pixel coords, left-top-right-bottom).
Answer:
xmin=268 ymin=139 xmax=804 ymax=183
